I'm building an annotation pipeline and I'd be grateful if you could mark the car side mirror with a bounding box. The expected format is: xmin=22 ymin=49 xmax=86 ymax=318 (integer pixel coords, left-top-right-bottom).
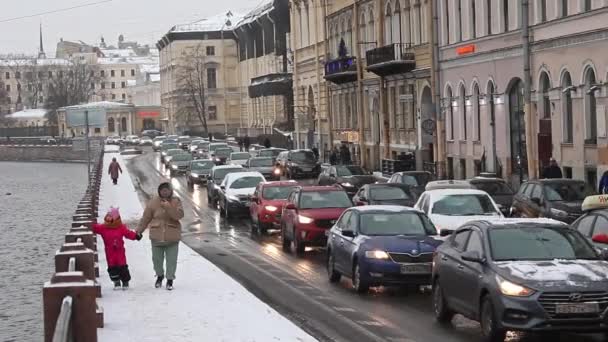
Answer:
xmin=220 ymin=185 xmax=225 ymax=190
xmin=439 ymin=229 xmax=454 ymax=237
xmin=287 ymin=158 xmax=292 ymax=162
xmin=250 ymin=196 xmax=258 ymax=203
xmin=531 ymin=197 xmax=542 ymax=206
xmin=461 ymin=250 xmax=484 ymax=264
xmin=207 ymin=175 xmax=212 ymax=180
xmin=341 ymin=230 xmax=356 ymax=238
xmin=285 ymin=203 xmax=296 ymax=210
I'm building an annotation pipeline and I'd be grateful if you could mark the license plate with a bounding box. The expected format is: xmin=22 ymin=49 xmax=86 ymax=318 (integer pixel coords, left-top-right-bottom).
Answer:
xmin=555 ymin=303 xmax=599 ymax=314
xmin=400 ymin=264 xmax=431 ymax=274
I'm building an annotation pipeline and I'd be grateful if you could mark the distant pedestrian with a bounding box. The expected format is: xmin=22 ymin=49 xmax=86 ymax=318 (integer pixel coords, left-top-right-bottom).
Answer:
xmin=339 ymin=144 xmax=351 ymax=165
xmin=263 ymin=137 xmax=271 ymax=149
xmin=312 ymin=146 xmax=319 ymax=160
xmin=137 ymin=181 xmax=184 ymax=291
xmin=329 ymin=147 xmax=338 ymax=165
xmin=93 ymin=207 xmax=142 ymax=290
xmin=599 ymin=171 xmax=608 ymax=194
xmin=244 ymin=136 xmax=251 ymax=151
xmin=542 ymin=157 xmax=563 ymax=179
xmin=238 ymin=138 xmax=244 ymax=152
xmin=108 ymin=157 xmax=123 ymax=185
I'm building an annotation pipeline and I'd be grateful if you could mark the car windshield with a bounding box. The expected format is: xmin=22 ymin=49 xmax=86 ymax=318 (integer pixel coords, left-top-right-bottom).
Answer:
xmin=250 ymin=158 xmax=274 ymax=167
xmin=191 ymin=161 xmax=215 ymax=171
xmin=229 ymin=176 xmax=264 ymax=189
xmin=259 ymin=150 xmax=283 ymax=157
xmin=231 ymin=153 xmax=250 ymax=160
xmin=370 ymin=187 xmax=412 ymax=200
xmin=471 ymin=181 xmax=513 ymax=195
xmin=291 ymin=151 xmax=316 ymax=162
xmin=162 ymin=143 xmax=178 ymax=150
xmin=336 ymin=166 xmax=366 ymax=176
xmin=213 ymin=168 xmax=242 ymax=181
xmin=489 ymin=226 xmax=598 ymax=261
xmin=299 ymin=191 xmax=352 ymax=209
xmin=544 ymin=182 xmax=595 ymax=202
xmin=196 ymin=142 xmax=209 ymax=149
xmin=210 ymin=144 xmax=228 ymax=151
xmin=153 ymin=137 xmax=164 ymax=141
xmin=172 ymin=154 xmax=192 ymax=162
xmin=359 ymin=212 xmax=437 ymax=236
xmin=262 ymin=186 xmax=298 ymax=200
xmin=178 ymin=138 xmax=190 ymax=143
xmin=167 ymin=149 xmax=183 ymax=156
xmin=432 ymin=194 xmax=499 ymax=216
xmin=215 ymin=149 xmax=232 ymax=157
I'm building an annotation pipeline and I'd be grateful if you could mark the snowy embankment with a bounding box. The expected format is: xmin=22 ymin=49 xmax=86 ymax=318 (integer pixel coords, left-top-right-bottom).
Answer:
xmin=97 ymin=148 xmax=317 ymax=342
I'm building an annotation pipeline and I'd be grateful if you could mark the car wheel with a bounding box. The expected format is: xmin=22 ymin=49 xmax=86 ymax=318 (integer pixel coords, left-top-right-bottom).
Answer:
xmin=169 ymin=170 xmax=175 ymax=177
xmin=223 ymin=201 xmax=230 ymax=220
xmin=352 ymin=261 xmax=369 ymax=293
xmin=187 ymin=180 xmax=193 ymax=191
xmin=281 ymin=224 xmax=291 ymax=251
xmin=480 ymin=296 xmax=506 ymax=342
xmin=292 ymin=231 xmax=305 ymax=255
xmin=251 ymin=217 xmax=259 ymax=234
xmin=327 ymin=251 xmax=341 ymax=283
xmin=433 ymin=280 xmax=455 ymax=324
xmin=259 ymin=222 xmax=268 ymax=235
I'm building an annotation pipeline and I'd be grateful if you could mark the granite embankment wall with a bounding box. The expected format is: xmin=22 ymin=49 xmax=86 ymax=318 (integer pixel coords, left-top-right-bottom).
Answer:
xmin=0 ymin=145 xmax=89 ymax=162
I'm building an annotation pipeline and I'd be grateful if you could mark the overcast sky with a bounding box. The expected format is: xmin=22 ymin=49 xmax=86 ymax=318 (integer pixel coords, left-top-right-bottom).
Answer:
xmin=0 ymin=0 xmax=264 ymax=56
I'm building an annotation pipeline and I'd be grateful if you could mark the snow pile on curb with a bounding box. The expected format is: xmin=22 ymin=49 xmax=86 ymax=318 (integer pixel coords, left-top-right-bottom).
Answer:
xmin=96 ymin=153 xmax=317 ymax=342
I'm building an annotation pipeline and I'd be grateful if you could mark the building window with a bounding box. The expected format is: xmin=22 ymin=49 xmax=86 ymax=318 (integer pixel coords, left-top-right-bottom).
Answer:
xmin=91 ymin=82 xmax=95 ymax=90
xmin=540 ymin=0 xmax=547 ymax=22
xmin=584 ymin=68 xmax=598 ymax=145
xmin=5 ymin=72 xmax=9 ymax=79
xmin=94 ymin=127 xmax=101 ymax=133
xmin=131 ymin=69 xmax=135 ymax=76
xmin=562 ymin=71 xmax=573 ymax=143
xmin=561 ymin=0 xmax=568 ymax=17
xmin=206 ymin=46 xmax=215 ymax=56
xmin=486 ymin=0 xmax=492 ymax=35
xmin=17 ymin=84 xmax=21 ymax=91
xmin=122 ymin=93 xmax=126 ymax=100
xmin=385 ymin=3 xmax=393 ymax=45
xmin=587 ymin=168 xmax=597 ymax=188
xmin=207 ymin=68 xmax=217 ymax=89
xmin=503 ymin=0 xmax=509 ymax=32
xmin=39 ymin=96 xmax=43 ymax=103
xmin=563 ymin=166 xmax=572 ymax=178
xmin=101 ymin=82 xmax=106 ymax=89
xmin=112 ymin=94 xmax=116 ymax=100
xmin=48 ymin=71 xmax=53 ymax=78
xmin=445 ymin=0 xmax=451 ymax=43
xmin=111 ymin=82 xmax=116 ymax=89
xmin=15 ymin=72 xmax=21 ymax=79
xmin=121 ymin=70 xmax=125 ymax=77
xmin=359 ymin=12 xmax=367 ymax=57
xmin=121 ymin=117 xmax=127 ymax=132
xmin=473 ymin=84 xmax=481 ymax=141
xmin=471 ymin=0 xmax=477 ymax=39
xmin=38 ymin=83 xmax=42 ymax=91
xmin=539 ymin=72 xmax=551 ymax=119
xmin=121 ymin=81 xmax=126 ymax=88
xmin=446 ymin=87 xmax=454 ymax=139
xmin=111 ymin=70 xmax=115 ymax=77
xmin=459 ymin=85 xmax=467 ymax=140
xmin=208 ymin=105 xmax=217 ymax=120
xmin=457 ymin=0 xmax=463 ymax=41
xmin=584 ymin=0 xmax=592 ymax=11
xmin=108 ymin=117 xmax=115 ymax=132
xmin=5 ymin=84 xmax=10 ymax=92
xmin=101 ymin=70 xmax=105 ymax=77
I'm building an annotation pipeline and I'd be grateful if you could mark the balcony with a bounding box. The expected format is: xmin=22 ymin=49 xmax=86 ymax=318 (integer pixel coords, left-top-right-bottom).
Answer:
xmin=324 ymin=57 xmax=357 ymax=84
xmin=248 ymin=73 xmax=292 ymax=98
xmin=366 ymin=43 xmax=416 ymax=77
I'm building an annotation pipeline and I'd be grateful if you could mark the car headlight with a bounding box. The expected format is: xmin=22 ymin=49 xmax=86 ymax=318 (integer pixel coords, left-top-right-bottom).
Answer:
xmin=298 ymin=215 xmax=314 ymax=224
xmin=365 ymin=250 xmax=390 ymax=260
xmin=171 ymin=165 xmax=178 ymax=169
xmin=496 ymin=276 xmax=535 ymax=297
xmin=191 ymin=173 xmax=199 ymax=178
xmin=550 ymin=208 xmax=568 ymax=218
xmin=340 ymin=182 xmax=354 ymax=188
xmin=265 ymin=205 xmax=278 ymax=212
xmin=227 ymin=195 xmax=240 ymax=202
xmin=273 ymin=168 xmax=281 ymax=175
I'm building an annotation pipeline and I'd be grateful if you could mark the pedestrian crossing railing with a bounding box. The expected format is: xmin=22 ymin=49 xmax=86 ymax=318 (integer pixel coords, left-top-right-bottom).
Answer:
xmin=42 ymin=147 xmax=105 ymax=342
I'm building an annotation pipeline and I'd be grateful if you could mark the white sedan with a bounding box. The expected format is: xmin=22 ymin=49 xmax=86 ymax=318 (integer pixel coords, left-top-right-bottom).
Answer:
xmin=414 ymin=188 xmax=503 ymax=233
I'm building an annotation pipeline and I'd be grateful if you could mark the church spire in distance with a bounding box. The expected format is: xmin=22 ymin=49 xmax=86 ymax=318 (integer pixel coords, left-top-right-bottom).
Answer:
xmin=38 ymin=22 xmax=46 ymax=59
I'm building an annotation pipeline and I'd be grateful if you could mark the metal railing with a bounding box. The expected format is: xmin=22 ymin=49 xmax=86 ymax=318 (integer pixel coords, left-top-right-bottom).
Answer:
xmin=52 ymin=296 xmax=73 ymax=342
xmin=366 ymin=43 xmax=415 ymax=66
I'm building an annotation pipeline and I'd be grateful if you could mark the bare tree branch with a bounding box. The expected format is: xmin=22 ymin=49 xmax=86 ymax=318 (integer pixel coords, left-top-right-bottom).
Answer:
xmin=174 ymin=44 xmax=209 ymax=134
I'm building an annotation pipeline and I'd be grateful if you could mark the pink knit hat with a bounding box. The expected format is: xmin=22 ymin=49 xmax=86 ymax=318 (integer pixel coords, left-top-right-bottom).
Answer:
xmin=106 ymin=207 xmax=121 ymax=220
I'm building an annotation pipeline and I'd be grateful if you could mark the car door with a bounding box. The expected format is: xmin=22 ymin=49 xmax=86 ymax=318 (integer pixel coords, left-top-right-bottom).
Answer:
xmin=283 ymin=191 xmax=298 ymax=239
xmin=439 ymin=228 xmax=471 ymax=311
xmin=457 ymin=229 xmax=486 ymax=318
xmin=250 ymin=185 xmax=261 ymax=221
xmin=339 ymin=211 xmax=359 ymax=274
xmin=518 ymin=184 xmax=534 ymax=217
xmin=512 ymin=184 xmax=529 ymax=215
xmin=528 ymin=184 xmax=544 ymax=218
xmin=332 ymin=211 xmax=352 ymax=273
xmin=328 ymin=167 xmax=338 ymax=185
xmin=352 ymin=186 xmax=366 ymax=205
xmin=318 ymin=167 xmax=329 ymax=185
xmin=589 ymin=215 xmax=608 ymax=250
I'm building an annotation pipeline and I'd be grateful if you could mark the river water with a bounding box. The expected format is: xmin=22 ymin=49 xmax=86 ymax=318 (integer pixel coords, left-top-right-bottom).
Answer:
xmin=0 ymin=162 xmax=87 ymax=342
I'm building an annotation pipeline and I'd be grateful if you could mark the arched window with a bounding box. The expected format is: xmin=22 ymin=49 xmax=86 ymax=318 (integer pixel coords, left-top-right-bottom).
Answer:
xmin=359 ymin=11 xmax=367 ymax=57
xmin=471 ymin=0 xmax=477 ymax=39
xmin=403 ymin=1 xmax=412 ymax=44
xmin=445 ymin=0 xmax=451 ymax=44
xmin=446 ymin=87 xmax=454 ymax=139
xmin=392 ymin=4 xmax=401 ymax=45
xmin=539 ymin=72 xmax=551 ymax=119
xmin=539 ymin=0 xmax=547 ymax=22
xmin=584 ymin=0 xmax=592 ymax=11
xmin=561 ymin=0 xmax=568 ymax=17
xmin=459 ymin=84 xmax=467 ymax=140
xmin=562 ymin=71 xmax=573 ymax=143
xmin=503 ymin=0 xmax=509 ymax=32
xmin=473 ymin=83 xmax=481 ymax=141
xmin=108 ymin=117 xmax=115 ymax=132
xmin=368 ymin=9 xmax=376 ymax=46
xmin=457 ymin=0 xmax=463 ymax=41
xmin=385 ymin=3 xmax=393 ymax=45
xmin=584 ymin=67 xmax=598 ymax=144
xmin=121 ymin=117 xmax=127 ymax=133
xmin=486 ymin=0 xmax=492 ymax=35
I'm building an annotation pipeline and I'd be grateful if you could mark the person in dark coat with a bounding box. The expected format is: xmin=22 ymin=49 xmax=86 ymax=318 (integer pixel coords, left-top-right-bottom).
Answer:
xmin=244 ymin=136 xmax=251 ymax=151
xmin=108 ymin=157 xmax=123 ymax=185
xmin=311 ymin=147 xmax=319 ymax=161
xmin=339 ymin=144 xmax=351 ymax=165
xmin=542 ymin=158 xmax=563 ymax=179
xmin=329 ymin=147 xmax=338 ymax=165
xmin=238 ymin=138 xmax=244 ymax=152
xmin=263 ymin=138 xmax=271 ymax=149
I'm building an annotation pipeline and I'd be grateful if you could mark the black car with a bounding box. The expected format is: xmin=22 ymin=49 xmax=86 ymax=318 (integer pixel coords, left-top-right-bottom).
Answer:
xmin=469 ymin=177 xmax=514 ymax=216
xmin=186 ymin=159 xmax=215 ymax=189
xmin=257 ymin=148 xmax=286 ymax=159
xmin=212 ymin=147 xmax=234 ymax=165
xmin=387 ymin=171 xmax=434 ymax=197
xmin=352 ymin=183 xmax=417 ymax=207
xmin=511 ymin=179 xmax=595 ymax=223
xmin=206 ymin=165 xmax=244 ymax=207
xmin=177 ymin=136 xmax=191 ymax=150
xmin=246 ymin=157 xmax=278 ymax=180
xmin=432 ymin=219 xmax=608 ymax=341
xmin=275 ymin=149 xmax=320 ymax=179
xmin=317 ymin=165 xmax=376 ymax=197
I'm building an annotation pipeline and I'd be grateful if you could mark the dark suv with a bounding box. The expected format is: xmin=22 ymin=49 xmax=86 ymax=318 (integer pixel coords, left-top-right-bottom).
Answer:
xmin=511 ymin=179 xmax=595 ymax=223
xmin=317 ymin=165 xmax=376 ymax=197
xmin=432 ymin=219 xmax=608 ymax=341
xmin=276 ymin=149 xmax=320 ymax=179
xmin=387 ymin=171 xmax=434 ymax=197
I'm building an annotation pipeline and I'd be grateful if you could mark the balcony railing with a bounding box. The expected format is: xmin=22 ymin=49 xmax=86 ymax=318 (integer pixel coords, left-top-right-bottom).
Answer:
xmin=366 ymin=43 xmax=415 ymax=76
xmin=323 ymin=57 xmax=357 ymax=84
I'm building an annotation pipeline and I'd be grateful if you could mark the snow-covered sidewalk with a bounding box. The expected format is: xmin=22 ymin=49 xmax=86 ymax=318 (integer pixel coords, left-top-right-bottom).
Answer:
xmin=96 ymin=148 xmax=316 ymax=342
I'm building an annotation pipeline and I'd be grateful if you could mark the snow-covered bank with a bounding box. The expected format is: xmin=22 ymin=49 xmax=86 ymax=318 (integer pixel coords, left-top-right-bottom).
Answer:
xmin=96 ymin=152 xmax=317 ymax=342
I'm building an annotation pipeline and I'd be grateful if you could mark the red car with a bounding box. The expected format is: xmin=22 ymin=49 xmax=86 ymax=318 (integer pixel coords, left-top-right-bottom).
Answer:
xmin=250 ymin=181 xmax=299 ymax=234
xmin=280 ymin=186 xmax=352 ymax=255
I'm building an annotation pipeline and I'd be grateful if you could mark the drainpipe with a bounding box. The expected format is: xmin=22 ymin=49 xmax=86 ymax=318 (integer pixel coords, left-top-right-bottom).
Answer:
xmin=522 ymin=0 xmax=536 ymax=180
xmin=353 ymin=0 xmax=364 ymax=167
xmin=431 ymin=0 xmax=444 ymax=179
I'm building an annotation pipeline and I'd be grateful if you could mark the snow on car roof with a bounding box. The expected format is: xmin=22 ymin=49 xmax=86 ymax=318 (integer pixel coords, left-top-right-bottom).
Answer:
xmin=224 ymin=171 xmax=265 ymax=185
xmin=212 ymin=164 xmax=244 ymax=170
xmin=350 ymin=205 xmax=421 ymax=213
xmin=426 ymin=188 xmax=490 ymax=197
xmin=472 ymin=217 xmax=567 ymax=227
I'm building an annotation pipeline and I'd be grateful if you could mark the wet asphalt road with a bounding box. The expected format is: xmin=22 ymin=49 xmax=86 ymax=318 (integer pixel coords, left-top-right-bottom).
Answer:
xmin=125 ymin=148 xmax=605 ymax=342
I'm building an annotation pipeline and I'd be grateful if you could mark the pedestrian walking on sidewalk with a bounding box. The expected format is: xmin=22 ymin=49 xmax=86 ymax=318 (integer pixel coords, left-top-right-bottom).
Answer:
xmin=137 ymin=181 xmax=184 ymax=290
xmin=93 ymin=207 xmax=142 ymax=290
xmin=108 ymin=157 xmax=123 ymax=185
xmin=542 ymin=157 xmax=563 ymax=179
